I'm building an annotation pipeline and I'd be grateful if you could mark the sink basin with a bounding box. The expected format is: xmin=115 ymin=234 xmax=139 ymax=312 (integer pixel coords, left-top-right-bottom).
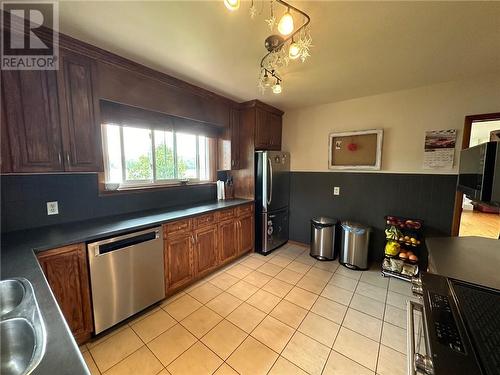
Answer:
xmin=0 ymin=280 xmax=26 ymax=317
xmin=0 ymin=318 xmax=36 ymax=375
xmin=0 ymin=278 xmax=46 ymax=375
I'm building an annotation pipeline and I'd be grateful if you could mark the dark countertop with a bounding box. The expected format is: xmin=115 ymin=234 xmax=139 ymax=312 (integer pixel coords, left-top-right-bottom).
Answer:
xmin=426 ymin=236 xmax=500 ymax=290
xmin=1 ymin=199 xmax=252 ymax=375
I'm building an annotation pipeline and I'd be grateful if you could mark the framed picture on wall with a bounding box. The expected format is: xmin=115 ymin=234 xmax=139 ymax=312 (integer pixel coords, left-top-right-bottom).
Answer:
xmin=328 ymin=129 xmax=383 ymax=170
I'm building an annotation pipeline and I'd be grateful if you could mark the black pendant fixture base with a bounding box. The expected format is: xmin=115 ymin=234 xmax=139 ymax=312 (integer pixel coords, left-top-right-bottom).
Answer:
xmin=264 ymin=34 xmax=285 ymax=52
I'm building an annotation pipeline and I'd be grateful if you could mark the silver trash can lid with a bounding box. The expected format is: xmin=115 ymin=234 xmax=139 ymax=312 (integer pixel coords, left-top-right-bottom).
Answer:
xmin=341 ymin=221 xmax=370 ymax=234
xmin=312 ymin=217 xmax=337 ymax=225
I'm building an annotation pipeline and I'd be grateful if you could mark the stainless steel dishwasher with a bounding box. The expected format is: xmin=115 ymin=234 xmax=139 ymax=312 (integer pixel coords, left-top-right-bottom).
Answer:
xmin=87 ymin=226 xmax=165 ymax=334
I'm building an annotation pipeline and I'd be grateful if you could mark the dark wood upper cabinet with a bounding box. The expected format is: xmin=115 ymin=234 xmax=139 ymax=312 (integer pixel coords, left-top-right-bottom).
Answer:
xmin=243 ymin=101 xmax=283 ymax=151
xmin=37 ymin=243 xmax=93 ymax=345
xmin=218 ymin=107 xmax=241 ymax=170
xmin=193 ymin=224 xmax=218 ymax=277
xmin=2 ymin=70 xmax=64 ymax=172
xmin=1 ymin=91 xmax=12 ymax=173
xmin=268 ymin=112 xmax=283 ymax=150
xmin=58 ymin=49 xmax=103 ymax=172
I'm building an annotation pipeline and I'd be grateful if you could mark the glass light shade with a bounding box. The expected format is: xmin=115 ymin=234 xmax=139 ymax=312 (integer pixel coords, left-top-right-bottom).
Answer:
xmin=224 ymin=0 xmax=240 ymax=11
xmin=272 ymin=82 xmax=282 ymax=94
xmin=277 ymin=11 xmax=294 ymax=35
xmin=289 ymin=42 xmax=300 ymax=59
xmin=262 ymin=74 xmax=272 ymax=87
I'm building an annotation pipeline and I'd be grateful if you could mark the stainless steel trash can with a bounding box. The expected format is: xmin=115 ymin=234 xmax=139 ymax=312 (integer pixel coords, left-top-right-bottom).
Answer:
xmin=310 ymin=217 xmax=338 ymax=260
xmin=340 ymin=221 xmax=371 ymax=270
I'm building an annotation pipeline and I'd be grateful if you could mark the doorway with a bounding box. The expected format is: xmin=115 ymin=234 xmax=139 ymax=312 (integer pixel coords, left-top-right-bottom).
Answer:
xmin=452 ymin=113 xmax=500 ymax=239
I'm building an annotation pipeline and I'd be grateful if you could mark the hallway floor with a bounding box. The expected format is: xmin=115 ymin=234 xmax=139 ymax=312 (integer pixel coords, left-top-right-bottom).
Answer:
xmin=80 ymin=243 xmax=417 ymax=375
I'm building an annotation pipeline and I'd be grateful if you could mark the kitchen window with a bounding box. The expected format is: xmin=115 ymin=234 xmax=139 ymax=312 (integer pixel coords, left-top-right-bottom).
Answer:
xmin=102 ymin=123 xmax=212 ymax=189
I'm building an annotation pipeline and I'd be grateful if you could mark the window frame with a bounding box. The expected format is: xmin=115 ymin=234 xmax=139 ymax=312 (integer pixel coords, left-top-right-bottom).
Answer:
xmin=101 ymin=123 xmax=215 ymax=191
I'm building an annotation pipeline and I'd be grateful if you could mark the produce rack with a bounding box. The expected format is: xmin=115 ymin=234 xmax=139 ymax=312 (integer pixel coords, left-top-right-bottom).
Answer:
xmin=381 ymin=215 xmax=423 ymax=282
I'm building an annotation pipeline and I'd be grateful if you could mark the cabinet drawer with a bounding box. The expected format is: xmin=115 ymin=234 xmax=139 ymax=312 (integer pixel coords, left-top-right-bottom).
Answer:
xmin=164 ymin=218 xmax=191 ymax=237
xmin=194 ymin=213 xmax=216 ymax=228
xmin=236 ymin=204 xmax=253 ymax=217
xmin=218 ymin=208 xmax=235 ymax=221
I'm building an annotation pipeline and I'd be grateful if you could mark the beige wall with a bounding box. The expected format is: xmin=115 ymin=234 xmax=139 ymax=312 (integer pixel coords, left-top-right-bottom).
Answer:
xmin=282 ymin=73 xmax=500 ymax=174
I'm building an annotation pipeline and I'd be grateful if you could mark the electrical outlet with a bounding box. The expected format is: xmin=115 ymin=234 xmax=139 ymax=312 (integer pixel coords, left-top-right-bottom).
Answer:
xmin=47 ymin=201 xmax=59 ymax=215
xmin=333 ymin=187 xmax=340 ymax=196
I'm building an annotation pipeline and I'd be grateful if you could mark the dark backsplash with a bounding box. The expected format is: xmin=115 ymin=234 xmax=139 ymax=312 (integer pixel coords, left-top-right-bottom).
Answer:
xmin=1 ymin=174 xmax=216 ymax=233
xmin=289 ymin=172 xmax=458 ymax=261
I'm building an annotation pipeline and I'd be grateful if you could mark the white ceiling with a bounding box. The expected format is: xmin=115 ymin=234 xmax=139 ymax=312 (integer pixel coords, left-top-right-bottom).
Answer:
xmin=59 ymin=1 xmax=500 ymax=110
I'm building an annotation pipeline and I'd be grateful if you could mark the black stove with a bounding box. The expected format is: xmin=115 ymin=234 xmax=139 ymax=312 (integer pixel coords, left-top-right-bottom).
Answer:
xmin=411 ymin=272 xmax=500 ymax=375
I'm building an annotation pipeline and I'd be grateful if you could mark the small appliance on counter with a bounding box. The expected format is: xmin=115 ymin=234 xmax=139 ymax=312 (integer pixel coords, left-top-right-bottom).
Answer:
xmin=382 ymin=215 xmax=423 ymax=281
xmin=254 ymin=151 xmax=290 ymax=254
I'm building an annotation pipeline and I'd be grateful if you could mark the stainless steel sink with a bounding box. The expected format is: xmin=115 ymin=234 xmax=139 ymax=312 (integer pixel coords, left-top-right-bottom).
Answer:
xmin=0 ymin=278 xmax=46 ymax=375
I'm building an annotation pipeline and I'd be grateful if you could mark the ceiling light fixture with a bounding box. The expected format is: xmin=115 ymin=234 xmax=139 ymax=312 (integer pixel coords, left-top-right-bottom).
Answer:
xmin=223 ymin=0 xmax=240 ymax=12
xmin=223 ymin=0 xmax=311 ymax=95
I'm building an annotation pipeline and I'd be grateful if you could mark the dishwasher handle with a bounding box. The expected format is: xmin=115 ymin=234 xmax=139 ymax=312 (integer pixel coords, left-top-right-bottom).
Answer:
xmin=89 ymin=227 xmax=161 ymax=257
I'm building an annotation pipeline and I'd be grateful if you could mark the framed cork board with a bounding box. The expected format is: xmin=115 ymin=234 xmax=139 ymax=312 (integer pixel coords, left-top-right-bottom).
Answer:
xmin=328 ymin=129 xmax=383 ymax=170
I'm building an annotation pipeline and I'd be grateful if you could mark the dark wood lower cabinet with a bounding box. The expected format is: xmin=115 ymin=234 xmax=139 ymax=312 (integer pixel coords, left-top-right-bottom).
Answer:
xmin=37 ymin=243 xmax=93 ymax=344
xmin=218 ymin=219 xmax=237 ymax=262
xmin=164 ymin=232 xmax=194 ymax=291
xmin=237 ymin=214 xmax=254 ymax=254
xmin=194 ymin=224 xmax=218 ymax=277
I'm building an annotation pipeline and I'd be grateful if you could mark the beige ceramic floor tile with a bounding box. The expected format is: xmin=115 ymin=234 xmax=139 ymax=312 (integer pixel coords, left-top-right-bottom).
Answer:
xmin=147 ymin=324 xmax=197 ymax=366
xmin=270 ymin=300 xmax=308 ymax=328
xmin=323 ymin=350 xmax=374 ymax=375
xmin=103 ymin=346 xmax=163 ymax=375
xmin=243 ymin=270 xmax=272 ymax=287
xmin=246 ymin=289 xmax=281 ymax=313
xmin=130 ymin=309 xmax=177 ymax=343
xmin=306 ymin=267 xmax=333 ymax=282
xmin=329 ymin=274 xmax=359 ymax=292
xmin=296 ymin=275 xmax=328 ymax=294
xmin=384 ymin=304 xmax=408 ymax=329
xmin=262 ymin=278 xmax=294 ymax=298
xmin=268 ymin=255 xmax=293 ymax=267
xmin=188 ymin=282 xmax=223 ymax=304
xmin=240 ymin=256 xmax=267 ymax=270
xmin=298 ymin=312 xmax=340 ymax=347
xmin=311 ymin=296 xmax=348 ymax=324
xmin=356 ymin=281 xmax=387 ymax=303
xmin=335 ymin=266 xmax=362 ymax=280
xmin=389 ymin=278 xmax=413 ymax=297
xmin=314 ymin=261 xmax=339 ymax=273
xmin=381 ymin=322 xmax=407 ymax=354
xmin=227 ymin=302 xmax=266 ymax=333
xmin=258 ymin=262 xmax=283 ymax=277
xmin=386 ymin=291 xmax=417 ymax=310
xmin=156 ymin=370 xmax=171 ymax=375
xmin=163 ymin=294 xmax=202 ymax=321
xmin=209 ymin=272 xmax=239 ymax=290
xmin=286 ymin=260 xmax=312 ymax=274
xmin=214 ymin=363 xmax=239 ymax=375
xmin=226 ymin=280 xmax=259 ymax=300
xmin=79 ymin=344 xmax=88 ymax=354
xmin=275 ymin=269 xmax=303 ymax=284
xmin=321 ymin=284 xmax=354 ymax=305
xmin=201 ymin=319 xmax=247 ymax=359
xmin=360 ymin=270 xmax=389 ymax=289
xmin=342 ymin=308 xmax=382 ymax=342
xmin=333 ymin=328 xmax=379 ymax=371
xmin=251 ymin=316 xmax=295 ymax=353
xmin=377 ymin=345 xmax=407 ymax=375
xmin=226 ymin=264 xmax=254 ymax=279
xmin=206 ymin=292 xmax=243 ymax=317
xmin=285 ymin=287 xmax=319 ymax=309
xmin=82 ymin=351 xmax=100 ymax=375
xmin=90 ymin=327 xmax=143 ymax=373
xmin=294 ymin=255 xmax=316 ymax=266
xmin=282 ymin=332 xmax=330 ymax=375
xmin=227 ymin=336 xmax=279 ymax=375
xmin=268 ymin=356 xmax=308 ymax=375
xmin=180 ymin=306 xmax=223 ymax=338
xmin=167 ymin=342 xmax=223 ymax=375
xmin=86 ymin=324 xmax=128 ymax=349
xmin=160 ymin=291 xmax=186 ymax=308
xmin=350 ymin=294 xmax=385 ymax=320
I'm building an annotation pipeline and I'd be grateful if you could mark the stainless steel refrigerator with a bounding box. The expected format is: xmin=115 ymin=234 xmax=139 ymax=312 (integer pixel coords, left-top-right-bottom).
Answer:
xmin=255 ymin=151 xmax=290 ymax=254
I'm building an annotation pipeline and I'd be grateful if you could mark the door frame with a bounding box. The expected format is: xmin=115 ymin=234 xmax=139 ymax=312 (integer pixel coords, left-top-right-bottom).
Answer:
xmin=451 ymin=112 xmax=500 ymax=236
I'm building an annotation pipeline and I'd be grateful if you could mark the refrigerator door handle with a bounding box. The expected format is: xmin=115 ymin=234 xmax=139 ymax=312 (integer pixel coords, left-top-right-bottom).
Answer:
xmin=267 ymin=157 xmax=273 ymax=206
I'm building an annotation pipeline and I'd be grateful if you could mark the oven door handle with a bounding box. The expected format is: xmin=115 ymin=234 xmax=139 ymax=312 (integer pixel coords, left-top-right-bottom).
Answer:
xmin=407 ymin=300 xmax=434 ymax=375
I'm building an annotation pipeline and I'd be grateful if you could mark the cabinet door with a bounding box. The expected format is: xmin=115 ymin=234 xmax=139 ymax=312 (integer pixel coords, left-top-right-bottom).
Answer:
xmin=1 ymin=91 xmax=11 ymax=173
xmin=237 ymin=215 xmax=254 ymax=254
xmin=230 ymin=108 xmax=241 ymax=169
xmin=165 ymin=233 xmax=194 ymax=291
xmin=37 ymin=243 xmax=93 ymax=344
xmin=2 ymin=70 xmax=64 ymax=172
xmin=254 ymin=108 xmax=270 ymax=149
xmin=268 ymin=112 xmax=282 ymax=150
xmin=194 ymin=224 xmax=218 ymax=277
xmin=58 ymin=50 xmax=103 ymax=172
xmin=218 ymin=219 xmax=237 ymax=262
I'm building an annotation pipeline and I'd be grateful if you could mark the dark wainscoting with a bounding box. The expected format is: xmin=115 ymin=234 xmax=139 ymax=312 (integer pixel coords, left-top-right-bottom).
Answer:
xmin=289 ymin=172 xmax=458 ymax=261
xmin=1 ymin=174 xmax=216 ymax=233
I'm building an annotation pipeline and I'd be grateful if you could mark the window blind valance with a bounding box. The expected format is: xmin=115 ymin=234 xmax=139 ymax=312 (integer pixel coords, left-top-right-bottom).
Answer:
xmin=100 ymin=100 xmax=222 ymax=138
